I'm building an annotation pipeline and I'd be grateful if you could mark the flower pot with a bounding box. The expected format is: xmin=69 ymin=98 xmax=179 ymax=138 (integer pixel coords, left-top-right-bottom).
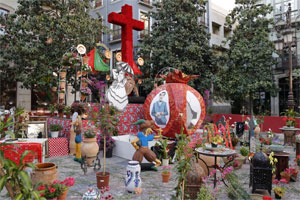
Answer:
xmin=60 ymin=71 xmax=67 ymax=79
xmin=80 ymin=95 xmax=86 ymax=101
xmin=58 ymin=112 xmax=64 ymax=118
xmin=125 ymin=161 xmax=141 ymax=192
xmin=81 ymin=82 xmax=88 ymax=87
xmin=57 ymin=190 xmax=68 ymax=200
xmin=280 ymin=173 xmax=291 ymax=183
xmin=65 ymin=113 xmax=71 ymax=119
xmin=106 ymin=148 xmax=113 ymax=158
xmin=31 ymin=163 xmax=58 ymax=185
xmin=81 ymin=137 xmax=99 ymax=166
xmin=161 ymin=172 xmax=171 ymax=183
xmin=96 ymin=172 xmax=110 ymax=189
xmin=82 ymin=71 xmax=88 ymax=76
xmin=211 ymin=143 xmax=218 ymax=148
xmin=52 ymin=87 xmax=57 ymax=92
xmin=51 ymin=131 xmax=59 ymax=138
xmin=162 ymin=158 xmax=169 ymax=167
xmin=275 ymin=193 xmax=281 ymax=199
xmin=59 ymin=93 xmax=65 ymax=99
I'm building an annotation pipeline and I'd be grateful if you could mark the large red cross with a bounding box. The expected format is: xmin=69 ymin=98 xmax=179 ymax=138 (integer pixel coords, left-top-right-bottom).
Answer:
xmin=108 ymin=4 xmax=144 ymax=75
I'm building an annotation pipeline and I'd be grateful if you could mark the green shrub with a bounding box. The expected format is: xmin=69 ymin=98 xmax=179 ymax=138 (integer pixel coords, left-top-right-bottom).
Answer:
xmin=84 ymin=129 xmax=96 ymax=138
xmin=240 ymin=146 xmax=249 ymax=157
xmin=50 ymin=124 xmax=63 ymax=132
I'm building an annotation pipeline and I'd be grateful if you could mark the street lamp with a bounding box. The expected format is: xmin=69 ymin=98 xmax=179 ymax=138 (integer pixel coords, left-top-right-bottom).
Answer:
xmin=275 ymin=3 xmax=295 ymax=110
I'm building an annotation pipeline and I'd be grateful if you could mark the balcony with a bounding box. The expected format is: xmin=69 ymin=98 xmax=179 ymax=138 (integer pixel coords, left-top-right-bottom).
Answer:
xmin=276 ymin=55 xmax=300 ymax=70
xmin=138 ymin=0 xmax=153 ymax=8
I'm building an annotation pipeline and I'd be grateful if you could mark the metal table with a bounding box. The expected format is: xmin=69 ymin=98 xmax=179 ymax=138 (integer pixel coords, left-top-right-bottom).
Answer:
xmin=195 ymin=147 xmax=236 ymax=188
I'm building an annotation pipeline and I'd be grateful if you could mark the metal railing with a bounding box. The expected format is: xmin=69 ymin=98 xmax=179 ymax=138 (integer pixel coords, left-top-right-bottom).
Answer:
xmin=276 ymin=55 xmax=300 ymax=69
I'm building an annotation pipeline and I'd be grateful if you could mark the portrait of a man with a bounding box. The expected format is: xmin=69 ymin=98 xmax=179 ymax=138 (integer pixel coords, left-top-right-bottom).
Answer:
xmin=151 ymin=91 xmax=169 ymax=126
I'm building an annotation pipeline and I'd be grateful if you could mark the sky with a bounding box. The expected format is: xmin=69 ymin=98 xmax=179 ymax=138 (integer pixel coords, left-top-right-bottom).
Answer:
xmin=211 ymin=0 xmax=236 ymax=11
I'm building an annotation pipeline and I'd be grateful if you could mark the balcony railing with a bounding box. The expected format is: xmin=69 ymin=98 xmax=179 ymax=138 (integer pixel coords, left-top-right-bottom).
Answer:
xmin=138 ymin=0 xmax=153 ymax=8
xmin=276 ymin=55 xmax=300 ymax=69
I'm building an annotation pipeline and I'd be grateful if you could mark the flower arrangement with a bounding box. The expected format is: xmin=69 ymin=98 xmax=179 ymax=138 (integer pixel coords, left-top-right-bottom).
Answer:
xmin=56 ymin=103 xmax=65 ymax=113
xmin=267 ymin=128 xmax=274 ymax=139
xmin=269 ymin=152 xmax=278 ymax=174
xmin=259 ymin=137 xmax=272 ymax=145
xmin=50 ymin=124 xmax=63 ymax=132
xmin=54 ymin=177 xmax=75 ymax=191
xmin=273 ymin=178 xmax=287 ymax=198
xmin=210 ymin=131 xmax=223 ymax=145
xmin=37 ymin=183 xmax=62 ymax=199
xmin=80 ymin=86 xmax=92 ymax=96
xmin=61 ymin=52 xmax=81 ymax=67
xmin=294 ymin=155 xmax=300 ymax=167
xmin=283 ymin=116 xmax=296 ymax=127
xmin=84 ymin=129 xmax=96 ymax=138
xmin=162 ymin=165 xmax=171 ymax=175
xmin=281 ymin=109 xmax=299 ymax=127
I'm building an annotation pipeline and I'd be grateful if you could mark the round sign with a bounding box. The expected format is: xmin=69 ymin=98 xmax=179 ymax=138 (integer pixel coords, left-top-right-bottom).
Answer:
xmin=116 ymin=52 xmax=122 ymax=62
xmin=137 ymin=57 xmax=144 ymax=66
xmin=105 ymin=50 xmax=112 ymax=59
xmin=77 ymin=44 xmax=86 ymax=55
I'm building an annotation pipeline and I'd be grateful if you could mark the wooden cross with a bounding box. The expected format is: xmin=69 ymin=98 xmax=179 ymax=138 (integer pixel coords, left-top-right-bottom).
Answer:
xmin=108 ymin=4 xmax=144 ymax=75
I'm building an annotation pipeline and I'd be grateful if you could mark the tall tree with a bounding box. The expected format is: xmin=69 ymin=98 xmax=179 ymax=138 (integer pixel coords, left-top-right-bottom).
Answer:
xmin=138 ymin=0 xmax=216 ymax=94
xmin=0 ymin=0 xmax=106 ymax=92
xmin=217 ymin=0 xmax=279 ymax=115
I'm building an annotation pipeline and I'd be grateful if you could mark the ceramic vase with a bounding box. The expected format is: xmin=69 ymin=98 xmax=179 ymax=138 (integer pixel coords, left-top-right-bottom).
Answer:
xmin=125 ymin=161 xmax=142 ymax=192
xmin=162 ymin=158 xmax=169 ymax=166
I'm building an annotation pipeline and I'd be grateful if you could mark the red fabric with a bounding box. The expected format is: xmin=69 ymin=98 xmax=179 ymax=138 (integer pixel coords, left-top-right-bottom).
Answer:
xmin=48 ymin=138 xmax=69 ymax=157
xmin=0 ymin=143 xmax=42 ymax=165
xmin=86 ymin=48 xmax=96 ymax=72
xmin=108 ymin=4 xmax=144 ymax=75
xmin=212 ymin=114 xmax=300 ymax=133
xmin=144 ymin=83 xmax=206 ymax=138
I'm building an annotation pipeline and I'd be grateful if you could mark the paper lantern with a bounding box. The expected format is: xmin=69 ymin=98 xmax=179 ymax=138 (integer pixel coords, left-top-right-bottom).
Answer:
xmin=144 ymin=82 xmax=205 ymax=138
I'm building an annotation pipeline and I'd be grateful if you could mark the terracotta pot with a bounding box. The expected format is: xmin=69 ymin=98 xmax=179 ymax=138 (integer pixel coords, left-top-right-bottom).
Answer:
xmin=59 ymin=93 xmax=65 ymax=99
xmin=60 ymin=71 xmax=67 ymax=79
xmin=81 ymin=82 xmax=87 ymax=87
xmin=96 ymin=172 xmax=110 ymax=189
xmin=58 ymin=112 xmax=64 ymax=118
xmin=66 ymin=113 xmax=71 ymax=119
xmin=161 ymin=172 xmax=171 ymax=183
xmin=59 ymin=82 xmax=66 ymax=90
xmin=82 ymin=71 xmax=88 ymax=76
xmin=57 ymin=189 xmax=68 ymax=200
xmin=81 ymin=137 xmax=99 ymax=166
xmin=31 ymin=163 xmax=58 ymax=185
xmin=80 ymin=95 xmax=86 ymax=101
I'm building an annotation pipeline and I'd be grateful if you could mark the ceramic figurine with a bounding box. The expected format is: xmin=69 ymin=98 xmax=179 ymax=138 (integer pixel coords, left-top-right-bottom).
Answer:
xmin=125 ymin=160 xmax=142 ymax=192
xmin=131 ymin=119 xmax=162 ymax=170
xmin=82 ymin=186 xmax=98 ymax=200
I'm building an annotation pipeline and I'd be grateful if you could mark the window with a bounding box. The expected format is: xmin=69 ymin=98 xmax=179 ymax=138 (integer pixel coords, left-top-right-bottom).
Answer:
xmin=111 ymin=24 xmax=121 ymax=41
xmin=112 ymin=50 xmax=121 ymax=69
xmin=0 ymin=8 xmax=9 ymax=35
xmin=224 ymin=27 xmax=231 ymax=38
xmin=95 ymin=0 xmax=103 ymax=8
xmin=212 ymin=22 xmax=221 ymax=35
xmin=140 ymin=11 xmax=150 ymax=38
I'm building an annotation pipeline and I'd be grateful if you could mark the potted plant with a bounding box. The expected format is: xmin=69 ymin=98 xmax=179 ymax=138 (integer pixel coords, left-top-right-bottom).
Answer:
xmin=64 ymin=106 xmax=71 ymax=119
xmin=289 ymin=165 xmax=299 ymax=182
xmin=161 ymin=166 xmax=171 ymax=183
xmin=210 ymin=131 xmax=223 ymax=147
xmin=92 ymin=104 xmax=119 ymax=189
xmin=80 ymin=86 xmax=91 ymax=101
xmin=56 ymin=103 xmax=65 ymax=118
xmin=273 ymin=178 xmax=287 ymax=199
xmin=55 ymin=177 xmax=75 ymax=200
xmin=37 ymin=182 xmax=62 ymax=200
xmin=81 ymin=129 xmax=99 ymax=166
xmin=58 ymin=90 xmax=65 ymax=100
xmin=280 ymin=168 xmax=293 ymax=183
xmin=269 ymin=151 xmax=278 ymax=181
xmin=294 ymin=155 xmax=300 ymax=167
xmin=159 ymin=138 xmax=169 ymax=166
xmin=50 ymin=124 xmax=63 ymax=138
xmin=49 ymin=104 xmax=57 ymax=117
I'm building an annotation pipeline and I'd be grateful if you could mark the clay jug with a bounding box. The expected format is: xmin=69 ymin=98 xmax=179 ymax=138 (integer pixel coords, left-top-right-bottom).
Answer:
xmin=81 ymin=137 xmax=99 ymax=166
xmin=31 ymin=163 xmax=58 ymax=185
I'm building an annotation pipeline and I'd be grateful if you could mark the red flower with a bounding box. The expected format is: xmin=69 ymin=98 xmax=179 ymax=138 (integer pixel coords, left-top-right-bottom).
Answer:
xmin=266 ymin=140 xmax=270 ymax=145
xmin=263 ymin=196 xmax=273 ymax=200
xmin=283 ymin=116 xmax=288 ymax=121
xmin=288 ymin=117 xmax=294 ymax=121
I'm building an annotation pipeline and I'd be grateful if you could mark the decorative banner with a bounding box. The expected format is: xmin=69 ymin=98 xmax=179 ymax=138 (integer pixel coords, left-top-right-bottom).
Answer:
xmin=144 ymin=83 xmax=206 ymax=138
xmin=85 ymin=48 xmax=110 ymax=72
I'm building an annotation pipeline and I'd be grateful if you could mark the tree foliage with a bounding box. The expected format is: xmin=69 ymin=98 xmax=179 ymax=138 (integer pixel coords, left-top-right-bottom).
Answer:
xmin=138 ymin=0 xmax=216 ymax=94
xmin=216 ymin=0 xmax=279 ymax=114
xmin=0 ymin=0 xmax=105 ymax=92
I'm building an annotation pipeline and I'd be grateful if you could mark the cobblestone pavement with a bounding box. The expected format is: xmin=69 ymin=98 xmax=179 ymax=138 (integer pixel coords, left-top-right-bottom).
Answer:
xmin=1 ymin=133 xmax=300 ymax=200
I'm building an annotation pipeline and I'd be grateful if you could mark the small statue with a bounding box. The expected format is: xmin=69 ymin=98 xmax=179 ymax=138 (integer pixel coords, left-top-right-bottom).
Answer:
xmin=131 ymin=119 xmax=162 ymax=170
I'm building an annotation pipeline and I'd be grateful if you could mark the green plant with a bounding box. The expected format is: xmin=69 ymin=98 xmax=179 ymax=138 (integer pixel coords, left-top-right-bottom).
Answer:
xmin=0 ymin=150 xmax=45 ymax=199
xmin=173 ymin=128 xmax=194 ymax=199
xmin=56 ymin=103 xmax=65 ymax=113
xmin=240 ymin=146 xmax=249 ymax=157
xmin=84 ymin=129 xmax=96 ymax=138
xmin=196 ymin=185 xmax=214 ymax=200
xmin=159 ymin=138 xmax=169 ymax=159
xmin=48 ymin=104 xmax=56 ymax=114
xmin=50 ymin=124 xmax=63 ymax=132
xmin=64 ymin=106 xmax=71 ymax=115
xmin=162 ymin=166 xmax=171 ymax=175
